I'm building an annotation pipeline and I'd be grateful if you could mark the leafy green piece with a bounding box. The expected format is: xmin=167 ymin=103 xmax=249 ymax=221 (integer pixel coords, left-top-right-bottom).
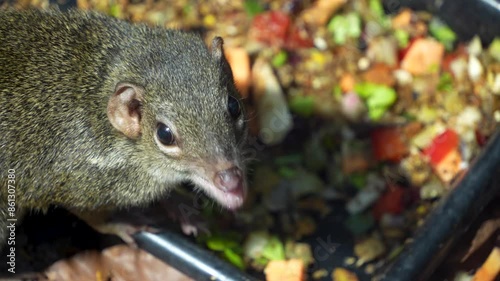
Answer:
xmin=333 ymin=84 xmax=343 ymax=100
xmin=369 ymin=0 xmax=385 ymax=19
xmin=369 ymin=0 xmax=391 ymax=28
xmin=394 ymin=29 xmax=410 ymax=48
xmin=488 ymin=37 xmax=500 ymax=61
xmin=224 ymin=248 xmax=245 ymax=270
xmin=108 ymin=4 xmax=122 ymax=18
xmin=327 ymin=13 xmax=362 ymax=45
xmin=278 ymin=166 xmax=296 ymax=178
xmin=289 ymin=95 xmax=315 ymax=117
xmin=261 ymin=236 xmax=286 ymax=260
xmin=272 ymin=50 xmax=288 ymax=67
xmin=429 ymin=18 xmax=456 ymax=51
xmin=244 ymin=0 xmax=264 ymax=17
xmin=437 ymin=72 xmax=453 ymax=92
xmin=182 ymin=3 xmax=192 ymax=16
xmin=355 ymin=82 xmax=397 ymax=120
xmin=206 ymin=234 xmax=240 ymax=251
xmin=350 ymin=173 xmax=367 ymax=190
xmin=275 ymin=154 xmax=303 ymax=166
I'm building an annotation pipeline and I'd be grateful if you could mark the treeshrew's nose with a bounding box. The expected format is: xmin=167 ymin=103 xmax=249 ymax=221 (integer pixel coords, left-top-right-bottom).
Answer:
xmin=214 ymin=166 xmax=243 ymax=192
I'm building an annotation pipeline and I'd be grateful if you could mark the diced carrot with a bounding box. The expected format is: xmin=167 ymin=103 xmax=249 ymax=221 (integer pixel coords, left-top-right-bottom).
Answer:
xmin=224 ymin=47 xmax=251 ymax=99
xmin=473 ymin=247 xmax=500 ymax=281
xmin=340 ymin=73 xmax=356 ymax=93
xmin=265 ymin=259 xmax=305 ymax=281
xmin=391 ymin=9 xmax=412 ymax=29
xmin=401 ymin=38 xmax=445 ymax=75
xmin=362 ymin=63 xmax=396 ymax=87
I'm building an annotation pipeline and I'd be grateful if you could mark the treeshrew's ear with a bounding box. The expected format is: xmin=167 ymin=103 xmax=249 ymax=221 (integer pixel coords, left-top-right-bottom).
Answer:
xmin=211 ymin=36 xmax=224 ymax=61
xmin=107 ymin=82 xmax=143 ymax=139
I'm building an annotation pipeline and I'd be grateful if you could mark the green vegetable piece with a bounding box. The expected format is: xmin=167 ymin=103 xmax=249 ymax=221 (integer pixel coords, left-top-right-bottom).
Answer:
xmin=394 ymin=29 xmax=410 ymax=48
xmin=368 ymin=107 xmax=386 ymax=120
xmin=261 ymin=236 xmax=286 ymax=261
xmin=366 ymin=87 xmax=397 ymax=107
xmin=206 ymin=236 xmax=227 ymax=251
xmin=182 ymin=4 xmax=192 ymax=16
xmin=488 ymin=37 xmax=500 ymax=61
xmin=429 ymin=18 xmax=456 ymax=51
xmin=108 ymin=4 xmax=122 ymax=18
xmin=333 ymin=85 xmax=342 ymax=100
xmin=206 ymin=235 xmax=239 ymax=251
xmin=275 ymin=154 xmax=303 ymax=166
xmin=355 ymin=83 xmax=397 ymax=104
xmin=278 ymin=166 xmax=296 ymax=179
xmin=244 ymin=0 xmax=264 ymax=17
xmin=272 ymin=50 xmax=288 ymax=67
xmin=327 ymin=13 xmax=361 ymax=45
xmin=289 ymin=95 xmax=315 ymax=117
xmin=437 ymin=72 xmax=453 ymax=92
xmin=350 ymin=173 xmax=367 ymax=190
xmin=355 ymin=82 xmax=397 ymax=120
xmin=224 ymin=248 xmax=245 ymax=270
xmin=345 ymin=213 xmax=375 ymax=236
xmin=369 ymin=0 xmax=385 ymax=19
xmin=255 ymin=256 xmax=269 ymax=266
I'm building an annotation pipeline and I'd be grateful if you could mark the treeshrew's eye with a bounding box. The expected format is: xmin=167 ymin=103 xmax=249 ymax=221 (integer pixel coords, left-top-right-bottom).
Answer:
xmin=157 ymin=123 xmax=175 ymax=146
xmin=228 ymin=95 xmax=241 ymax=119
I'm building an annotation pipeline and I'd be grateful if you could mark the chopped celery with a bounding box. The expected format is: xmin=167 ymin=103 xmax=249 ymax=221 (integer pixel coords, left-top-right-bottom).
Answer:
xmin=488 ymin=37 xmax=500 ymax=61
xmin=272 ymin=50 xmax=288 ymax=67
xmin=224 ymin=248 xmax=245 ymax=270
xmin=289 ymin=95 xmax=315 ymax=117
xmin=261 ymin=236 xmax=286 ymax=260
xmin=429 ymin=18 xmax=456 ymax=51
xmin=328 ymin=13 xmax=362 ymax=45
xmin=394 ymin=29 xmax=410 ymax=48
xmin=437 ymin=72 xmax=453 ymax=92
xmin=244 ymin=0 xmax=264 ymax=17
xmin=355 ymin=83 xmax=397 ymax=120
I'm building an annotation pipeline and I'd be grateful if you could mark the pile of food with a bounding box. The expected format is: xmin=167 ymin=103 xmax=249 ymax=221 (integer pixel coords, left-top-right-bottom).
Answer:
xmin=5 ymin=0 xmax=500 ymax=280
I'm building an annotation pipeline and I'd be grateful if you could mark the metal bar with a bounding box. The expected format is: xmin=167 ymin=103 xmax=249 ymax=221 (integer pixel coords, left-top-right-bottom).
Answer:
xmin=134 ymin=231 xmax=260 ymax=281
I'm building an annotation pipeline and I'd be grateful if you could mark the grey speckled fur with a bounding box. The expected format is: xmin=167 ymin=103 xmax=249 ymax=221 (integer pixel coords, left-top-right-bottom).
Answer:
xmin=0 ymin=9 xmax=247 ymax=248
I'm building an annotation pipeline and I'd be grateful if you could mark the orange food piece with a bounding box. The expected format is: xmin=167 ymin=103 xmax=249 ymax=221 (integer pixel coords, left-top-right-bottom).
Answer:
xmin=265 ymin=259 xmax=305 ymax=281
xmin=391 ymin=9 xmax=412 ymax=29
xmin=224 ymin=47 xmax=251 ymax=99
xmin=332 ymin=267 xmax=359 ymax=281
xmin=473 ymin=247 xmax=500 ymax=281
xmin=433 ymin=149 xmax=462 ymax=183
xmin=400 ymin=38 xmax=445 ymax=75
xmin=362 ymin=63 xmax=396 ymax=87
xmin=300 ymin=0 xmax=347 ymax=26
xmin=340 ymin=73 xmax=356 ymax=93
